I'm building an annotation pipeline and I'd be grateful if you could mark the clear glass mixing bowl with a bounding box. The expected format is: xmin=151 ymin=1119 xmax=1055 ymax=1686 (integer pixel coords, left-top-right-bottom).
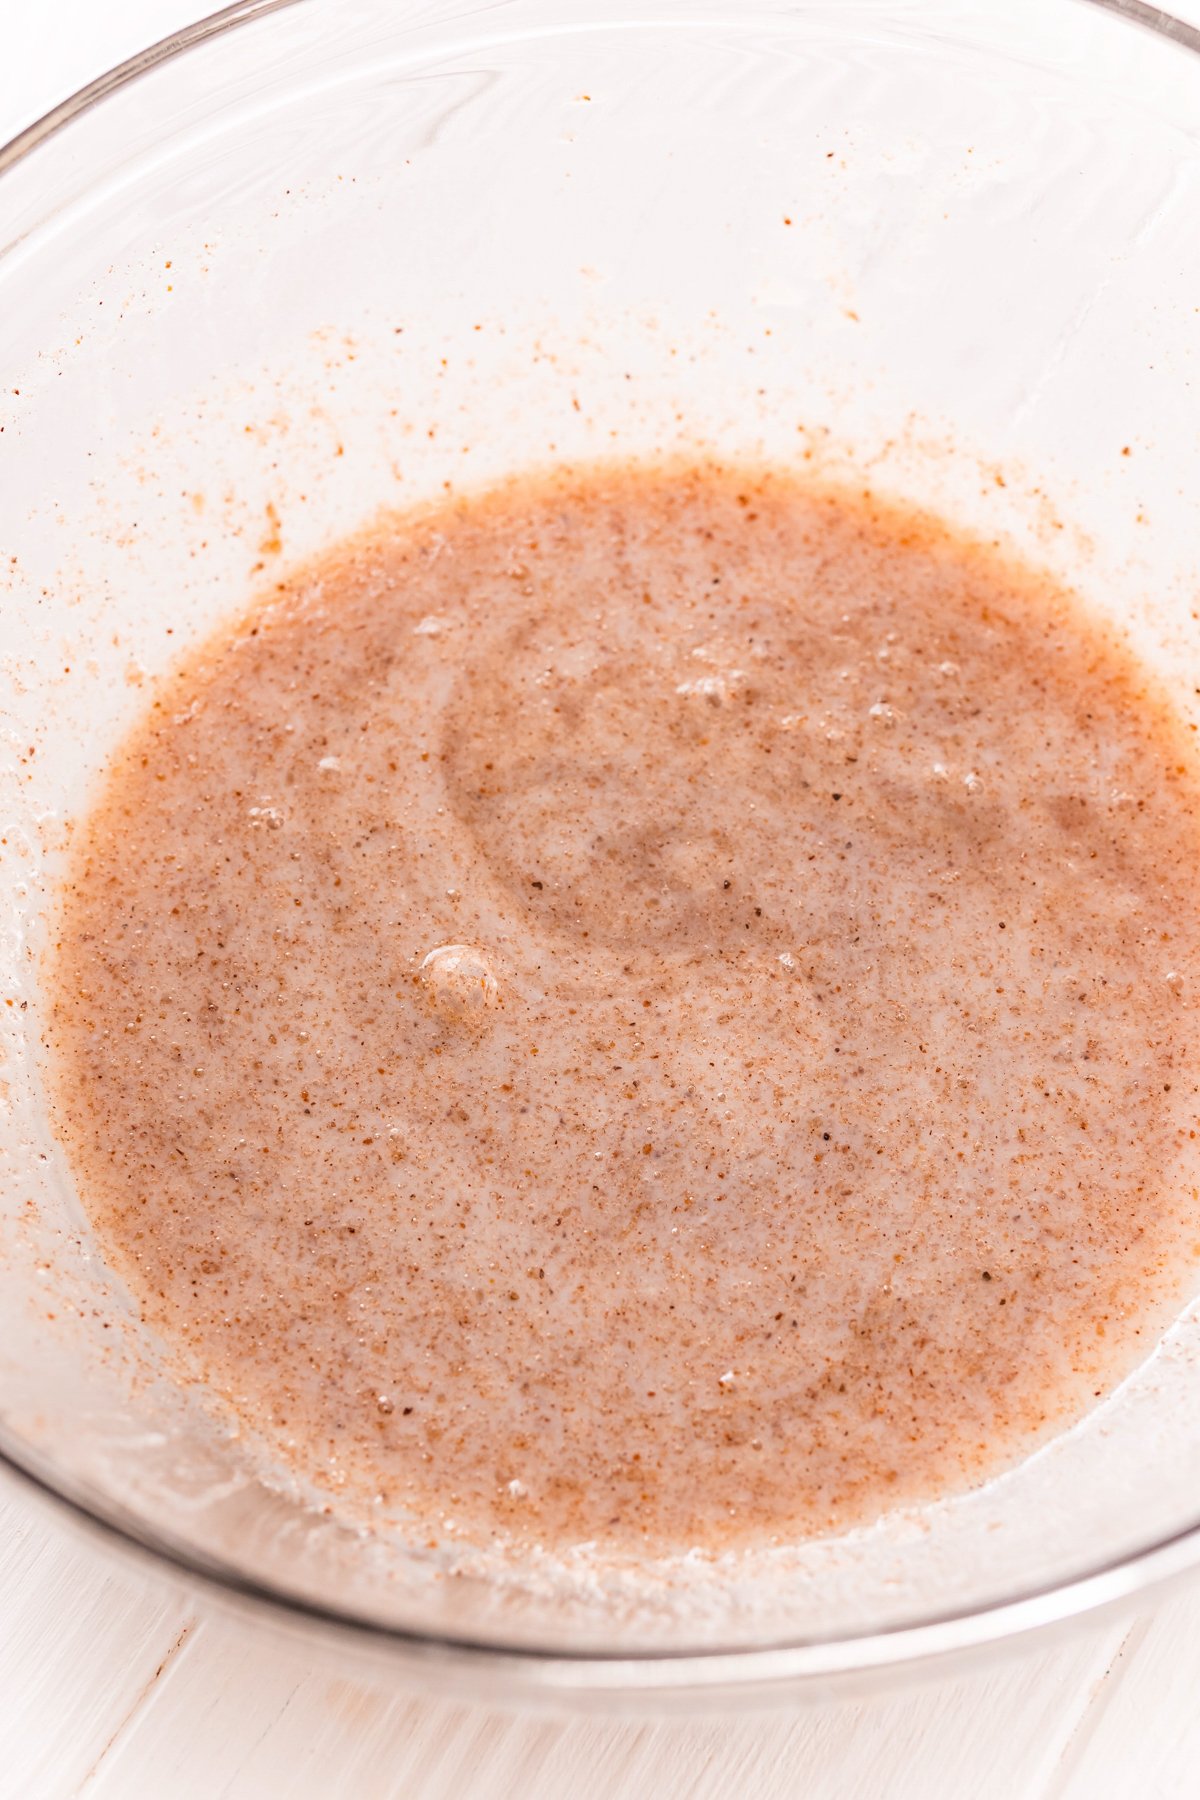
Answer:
xmin=4 ymin=0 xmax=1200 ymax=1704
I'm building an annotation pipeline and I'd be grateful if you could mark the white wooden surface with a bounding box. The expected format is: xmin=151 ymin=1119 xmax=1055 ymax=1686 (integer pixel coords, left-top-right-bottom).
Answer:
xmin=9 ymin=1481 xmax=1200 ymax=1800
xmin=7 ymin=5 xmax=1200 ymax=1794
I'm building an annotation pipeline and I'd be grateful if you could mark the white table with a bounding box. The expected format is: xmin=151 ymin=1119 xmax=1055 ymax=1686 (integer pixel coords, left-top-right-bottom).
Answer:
xmin=9 ymin=1479 xmax=1200 ymax=1798
xmin=7 ymin=6 xmax=1200 ymax=1793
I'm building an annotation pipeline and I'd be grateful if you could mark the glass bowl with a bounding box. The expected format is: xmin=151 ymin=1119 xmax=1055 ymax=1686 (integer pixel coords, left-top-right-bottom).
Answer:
xmin=4 ymin=0 xmax=1200 ymax=1705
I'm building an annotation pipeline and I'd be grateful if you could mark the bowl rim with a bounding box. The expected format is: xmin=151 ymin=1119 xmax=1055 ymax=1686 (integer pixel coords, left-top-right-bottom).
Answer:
xmin=4 ymin=0 xmax=1200 ymax=1696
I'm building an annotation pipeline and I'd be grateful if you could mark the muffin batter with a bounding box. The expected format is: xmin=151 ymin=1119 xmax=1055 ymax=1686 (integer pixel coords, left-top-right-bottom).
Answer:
xmin=44 ymin=462 xmax=1200 ymax=1551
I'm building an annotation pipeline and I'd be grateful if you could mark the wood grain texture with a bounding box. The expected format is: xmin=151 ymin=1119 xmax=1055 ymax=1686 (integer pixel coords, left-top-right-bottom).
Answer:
xmin=0 ymin=1496 xmax=193 ymax=1799
xmin=0 ymin=1481 xmax=1167 ymax=1800
xmin=1052 ymin=1590 xmax=1200 ymax=1800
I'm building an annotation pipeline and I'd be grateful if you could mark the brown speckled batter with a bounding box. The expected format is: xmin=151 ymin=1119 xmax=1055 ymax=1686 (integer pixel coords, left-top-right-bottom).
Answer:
xmin=44 ymin=462 xmax=1200 ymax=1552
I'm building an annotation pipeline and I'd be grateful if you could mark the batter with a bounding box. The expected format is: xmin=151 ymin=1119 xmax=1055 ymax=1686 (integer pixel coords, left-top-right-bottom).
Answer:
xmin=44 ymin=461 xmax=1200 ymax=1552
